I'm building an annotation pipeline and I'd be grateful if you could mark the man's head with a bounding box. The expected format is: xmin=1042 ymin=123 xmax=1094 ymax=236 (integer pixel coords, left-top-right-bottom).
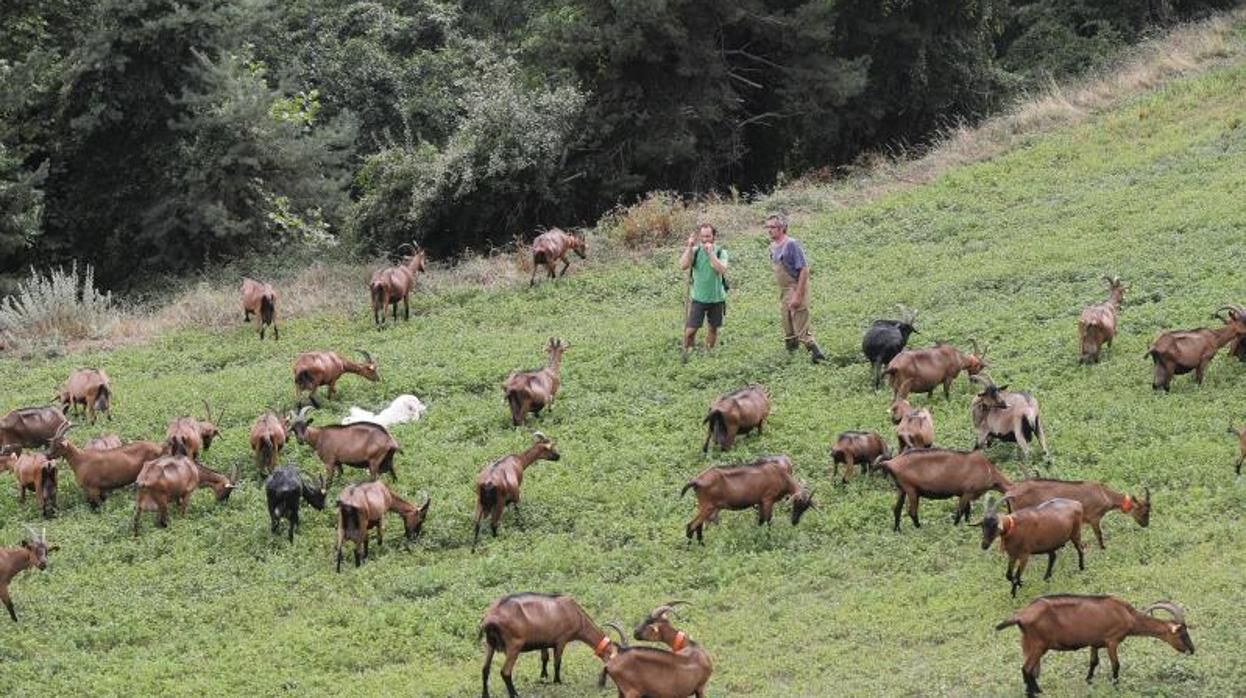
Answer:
xmin=698 ymin=223 xmax=717 ymax=245
xmin=765 ymin=214 xmax=787 ymax=242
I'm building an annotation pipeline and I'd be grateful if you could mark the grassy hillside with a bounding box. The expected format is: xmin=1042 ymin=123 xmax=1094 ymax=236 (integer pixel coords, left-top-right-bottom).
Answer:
xmin=3 ymin=36 xmax=1246 ymax=698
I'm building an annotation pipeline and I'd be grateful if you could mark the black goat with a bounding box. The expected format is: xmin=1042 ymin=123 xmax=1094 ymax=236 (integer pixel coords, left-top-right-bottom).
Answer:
xmin=862 ymin=305 xmax=918 ymax=390
xmin=264 ymin=465 xmax=327 ymax=542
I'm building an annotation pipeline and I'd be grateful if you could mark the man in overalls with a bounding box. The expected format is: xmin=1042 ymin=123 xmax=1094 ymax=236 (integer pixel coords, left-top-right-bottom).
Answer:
xmin=766 ymin=213 xmax=826 ymax=363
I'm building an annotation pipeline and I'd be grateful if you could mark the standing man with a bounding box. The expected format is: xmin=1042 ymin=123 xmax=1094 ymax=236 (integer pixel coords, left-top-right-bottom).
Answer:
xmin=679 ymin=223 xmax=728 ymax=364
xmin=766 ymin=213 xmax=826 ymax=363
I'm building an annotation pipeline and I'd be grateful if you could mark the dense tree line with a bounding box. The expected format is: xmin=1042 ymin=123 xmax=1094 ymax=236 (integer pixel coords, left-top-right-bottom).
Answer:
xmin=0 ymin=0 xmax=1233 ymax=288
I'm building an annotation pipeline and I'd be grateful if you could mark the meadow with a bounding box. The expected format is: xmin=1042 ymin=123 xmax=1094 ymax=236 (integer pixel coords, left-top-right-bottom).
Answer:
xmin=3 ymin=27 xmax=1246 ymax=698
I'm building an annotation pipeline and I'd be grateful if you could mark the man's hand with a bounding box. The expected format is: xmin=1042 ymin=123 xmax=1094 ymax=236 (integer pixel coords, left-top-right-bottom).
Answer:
xmin=701 ymin=242 xmax=713 ymax=255
xmin=686 ymin=234 xmax=698 ymax=247
xmin=788 ymin=294 xmax=805 ymax=310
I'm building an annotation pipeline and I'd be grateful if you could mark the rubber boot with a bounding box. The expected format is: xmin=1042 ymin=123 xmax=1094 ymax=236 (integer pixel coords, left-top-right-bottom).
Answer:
xmin=785 ymin=338 xmax=799 ymax=352
xmin=808 ymin=342 xmax=827 ymax=364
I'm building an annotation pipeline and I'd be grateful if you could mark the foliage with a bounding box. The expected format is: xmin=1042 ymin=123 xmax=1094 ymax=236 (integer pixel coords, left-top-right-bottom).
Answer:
xmin=0 ymin=262 xmax=117 ymax=352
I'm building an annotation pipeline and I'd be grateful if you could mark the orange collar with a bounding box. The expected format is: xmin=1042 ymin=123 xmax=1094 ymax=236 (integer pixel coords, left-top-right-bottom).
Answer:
xmin=593 ymin=636 xmax=612 ymax=659
xmin=672 ymin=631 xmax=687 ymax=652
xmin=998 ymin=515 xmax=1015 ymax=551
xmin=1121 ymin=495 xmax=1132 ymax=513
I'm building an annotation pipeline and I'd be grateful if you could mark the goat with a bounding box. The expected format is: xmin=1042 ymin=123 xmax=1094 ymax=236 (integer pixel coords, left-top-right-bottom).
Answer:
xmin=969 ymin=374 xmax=1049 ymax=459
xmin=293 ymin=349 xmax=379 ymax=407
xmin=1230 ymin=422 xmax=1246 ymax=476
xmin=47 ymin=424 xmax=164 ymax=509
xmin=249 ymin=411 xmax=288 ymax=477
xmin=1078 ymin=275 xmax=1125 ymax=363
xmin=830 ymin=430 xmax=889 ymax=484
xmin=884 ymin=340 xmax=986 ymax=400
xmin=478 ymin=592 xmax=616 ymax=698
xmin=132 ymin=456 xmax=237 ymax=534
xmin=0 ymin=527 xmax=57 ymax=622
xmin=264 ymin=465 xmax=327 ymax=542
xmin=164 ymin=400 xmax=223 ymax=461
xmin=1146 ymin=305 xmax=1246 ymax=390
xmin=862 ymin=304 xmax=919 ymax=390
xmin=604 ymin=602 xmax=714 ymax=698
xmin=1004 ymin=479 xmax=1149 ymax=549
xmin=974 ymin=496 xmax=1085 ymax=597
xmin=473 ymin=433 xmax=560 ymax=551
xmin=0 ymin=406 xmax=69 ymax=451
xmin=289 ymin=406 xmax=399 ymax=485
xmin=996 ymin=596 xmax=1193 ymax=696
xmin=702 ymin=384 xmax=770 ymax=454
xmin=503 ymin=338 xmax=567 ymax=426
xmin=1230 ymin=307 xmax=1246 ymax=362
xmin=342 ymin=394 xmax=428 ymax=426
xmin=529 ymin=228 xmax=587 ymax=286
xmin=681 ymin=454 xmax=814 ymax=544
xmin=890 ymin=397 xmax=934 ymax=451
xmin=240 ymin=277 xmax=279 ymax=340
xmin=335 ymin=481 xmax=430 ymax=571
xmin=874 ymin=448 xmax=1011 ymax=531
xmin=57 ymin=367 xmax=112 ymax=423
xmin=85 ymin=433 xmax=123 ymax=450
xmin=369 ymin=243 xmax=426 ymax=325
xmin=9 ymin=452 xmax=58 ymax=519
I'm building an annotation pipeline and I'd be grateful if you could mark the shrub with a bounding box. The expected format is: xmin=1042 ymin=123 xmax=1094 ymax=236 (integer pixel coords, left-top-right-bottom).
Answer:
xmin=600 ymin=192 xmax=697 ymax=249
xmin=0 ymin=263 xmax=118 ymax=353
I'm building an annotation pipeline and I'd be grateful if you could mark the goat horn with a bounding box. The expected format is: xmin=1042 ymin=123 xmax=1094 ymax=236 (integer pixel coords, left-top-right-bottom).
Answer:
xmin=297 ymin=405 xmax=314 ymax=420
xmin=532 ymin=431 xmax=548 ymax=443
xmin=356 ymin=348 xmax=375 ymax=365
xmin=1142 ymin=601 xmax=1186 ymax=625
xmin=201 ymin=399 xmax=213 ymax=422
xmin=969 ymin=339 xmax=980 ymax=355
xmin=419 ymin=490 xmax=430 ymax=512
xmin=604 ymin=622 xmax=629 ymax=648
xmin=22 ymin=524 xmax=39 ymax=542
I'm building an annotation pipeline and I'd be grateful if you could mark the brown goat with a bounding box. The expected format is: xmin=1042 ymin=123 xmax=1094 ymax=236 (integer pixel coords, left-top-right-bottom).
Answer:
xmin=874 ymin=448 xmax=1011 ymax=531
xmin=969 ymin=374 xmax=1049 ymax=459
xmin=884 ymin=341 xmax=987 ymax=400
xmin=473 ymin=433 xmax=561 ymax=551
xmin=0 ymin=527 xmax=56 ymax=622
xmin=293 ymin=349 xmax=379 ymax=407
xmin=58 ymin=367 xmax=112 ymax=423
xmin=1005 ymin=479 xmax=1149 ymax=549
xmin=249 ymin=411 xmax=288 ymax=477
xmin=289 ymin=406 xmax=399 ymax=485
xmin=503 ymin=338 xmax=567 ymax=426
xmin=240 ymin=277 xmax=279 ymax=340
xmin=1078 ymin=275 xmax=1125 ymax=363
xmin=478 ymin=592 xmax=616 ymax=698
xmin=335 ymin=481 xmax=430 ymax=571
xmin=702 ymin=384 xmax=770 ymax=454
xmin=132 ymin=456 xmax=237 ymax=534
xmin=1146 ymin=305 xmax=1246 ymax=390
xmin=0 ymin=406 xmax=69 ymax=451
xmin=975 ymin=496 xmax=1085 ymax=597
xmin=85 ymin=433 xmax=123 ymax=450
xmin=831 ymin=430 xmax=889 ymax=483
xmin=164 ymin=400 xmax=223 ymax=461
xmin=681 ymin=455 xmax=814 ymax=544
xmin=529 ymin=228 xmax=587 ymax=286
xmin=1229 ymin=307 xmax=1246 ymax=362
xmin=47 ymin=425 xmax=164 ymax=509
xmin=605 ymin=602 xmax=713 ymax=698
xmin=369 ymin=243 xmax=426 ymax=325
xmin=9 ymin=452 xmax=58 ymax=519
xmin=1230 ymin=422 xmax=1246 ymax=476
xmin=889 ymin=397 xmax=934 ymax=451
xmin=996 ymin=596 xmax=1193 ymax=697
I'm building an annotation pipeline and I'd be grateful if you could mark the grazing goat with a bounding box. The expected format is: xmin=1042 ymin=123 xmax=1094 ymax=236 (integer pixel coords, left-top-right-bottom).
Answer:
xmin=240 ymin=277 xmax=279 ymax=340
xmin=970 ymin=375 xmax=1049 ymax=459
xmin=133 ymin=456 xmax=237 ymax=534
xmin=9 ymin=452 xmax=57 ymax=518
xmin=604 ymin=602 xmax=713 ymax=698
xmin=996 ymin=596 xmax=1193 ymax=697
xmin=293 ymin=349 xmax=379 ymax=407
xmin=0 ymin=527 xmax=56 ymax=622
xmin=831 ymin=430 xmax=889 ymax=484
xmin=1146 ymin=305 xmax=1246 ymax=390
xmin=875 ymin=448 xmax=1011 ymax=531
xmin=0 ymin=406 xmax=69 ymax=450
xmin=335 ymin=481 xmax=430 ymax=571
xmin=473 ymin=433 xmax=560 ymax=551
xmin=681 ymin=455 xmax=814 ymax=544
xmin=862 ymin=304 xmax=919 ymax=390
xmin=264 ymin=466 xmax=327 ymax=542
xmin=975 ymin=496 xmax=1085 ymax=597
xmin=47 ymin=425 xmax=163 ymax=509
xmin=1230 ymin=307 xmax=1246 ymax=362
xmin=369 ymin=243 xmax=426 ymax=325
xmin=1078 ymin=275 xmax=1125 ymax=363
xmin=249 ymin=411 xmax=288 ymax=476
xmin=503 ymin=338 xmax=567 ymax=426
xmin=289 ymin=406 xmax=399 ymax=485
xmin=58 ymin=368 xmax=112 ymax=423
xmin=884 ymin=341 xmax=986 ymax=400
xmin=85 ymin=434 xmax=123 ymax=450
xmin=529 ymin=228 xmax=587 ymax=286
xmin=1230 ymin=422 xmax=1246 ymax=475
xmin=889 ymin=397 xmax=934 ymax=451
xmin=478 ymin=592 xmax=616 ymax=698
xmin=342 ymin=394 xmax=428 ymax=426
xmin=1005 ymin=479 xmax=1149 ymax=549
xmin=164 ymin=400 xmax=223 ymax=461
xmin=702 ymin=384 xmax=770 ymax=454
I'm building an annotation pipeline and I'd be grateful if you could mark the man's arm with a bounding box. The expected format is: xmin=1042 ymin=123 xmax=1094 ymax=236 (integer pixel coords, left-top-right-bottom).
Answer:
xmin=706 ymin=247 xmax=727 ymax=274
xmin=679 ymin=236 xmax=697 ymax=270
xmin=792 ymin=265 xmax=810 ymax=307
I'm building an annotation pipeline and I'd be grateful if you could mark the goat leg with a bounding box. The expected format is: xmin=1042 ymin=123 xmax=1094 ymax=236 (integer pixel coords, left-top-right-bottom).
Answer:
xmin=1106 ymin=642 xmax=1121 ymax=683
xmin=1043 ymin=552 xmax=1056 ymax=581
xmin=481 ymin=644 xmax=495 ymax=698
xmin=892 ymin=491 xmax=906 ymax=532
xmin=540 ymin=648 xmax=549 ymax=680
xmin=1086 ymin=647 xmax=1099 ymax=683
xmin=553 ymin=643 xmax=564 ymax=683
xmin=3 ymin=592 xmax=15 ymax=622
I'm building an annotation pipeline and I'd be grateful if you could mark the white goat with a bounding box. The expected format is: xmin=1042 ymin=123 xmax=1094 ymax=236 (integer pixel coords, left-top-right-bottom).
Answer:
xmin=342 ymin=394 xmax=427 ymax=427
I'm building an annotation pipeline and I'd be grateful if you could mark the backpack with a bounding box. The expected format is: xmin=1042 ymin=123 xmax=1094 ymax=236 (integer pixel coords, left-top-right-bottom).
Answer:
xmin=691 ymin=247 xmax=730 ymax=292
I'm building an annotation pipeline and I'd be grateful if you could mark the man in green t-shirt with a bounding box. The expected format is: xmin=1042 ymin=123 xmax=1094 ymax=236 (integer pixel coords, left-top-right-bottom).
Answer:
xmin=678 ymin=223 xmax=729 ymax=363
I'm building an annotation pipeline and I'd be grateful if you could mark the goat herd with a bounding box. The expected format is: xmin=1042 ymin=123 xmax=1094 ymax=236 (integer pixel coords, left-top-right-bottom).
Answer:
xmin=1 ymin=245 xmax=1244 ymax=697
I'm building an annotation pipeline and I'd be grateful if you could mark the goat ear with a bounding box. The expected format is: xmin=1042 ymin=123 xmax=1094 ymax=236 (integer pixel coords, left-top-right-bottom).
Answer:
xmin=998 ymin=384 xmax=1009 ymax=392
xmin=47 ymin=545 xmax=59 ymax=552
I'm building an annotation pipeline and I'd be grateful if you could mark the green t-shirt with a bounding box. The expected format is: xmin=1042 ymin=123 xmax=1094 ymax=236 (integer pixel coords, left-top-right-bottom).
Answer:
xmin=690 ymin=245 xmax=728 ymax=304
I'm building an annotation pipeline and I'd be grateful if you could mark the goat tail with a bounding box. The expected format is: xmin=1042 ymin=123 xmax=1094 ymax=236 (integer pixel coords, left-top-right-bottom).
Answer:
xmin=995 ymin=618 xmax=1021 ymax=632
xmin=505 ymin=390 xmax=524 ymax=424
xmin=479 ymin=482 xmax=498 ymax=511
xmin=1145 ymin=348 xmax=1159 ymax=362
xmin=260 ymin=293 xmax=275 ymax=326
xmin=370 ymin=281 xmax=385 ymax=310
xmin=680 ymin=481 xmax=698 ymax=498
xmin=482 ymin=622 xmax=505 ymax=650
xmin=295 ymin=370 xmax=316 ymax=391
xmin=338 ymin=502 xmax=363 ymax=538
xmin=93 ymin=385 xmax=111 ymax=413
xmin=258 ymin=436 xmax=273 ymax=468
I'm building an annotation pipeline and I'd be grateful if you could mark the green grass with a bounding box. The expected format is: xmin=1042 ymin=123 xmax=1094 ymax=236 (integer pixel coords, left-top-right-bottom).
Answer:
xmin=4 ymin=54 xmax=1246 ymax=698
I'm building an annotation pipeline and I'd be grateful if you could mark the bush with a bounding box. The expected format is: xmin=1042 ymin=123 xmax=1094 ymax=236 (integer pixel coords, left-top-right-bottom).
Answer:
xmin=0 ymin=262 xmax=118 ymax=353
xmin=599 ymin=192 xmax=697 ymax=249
